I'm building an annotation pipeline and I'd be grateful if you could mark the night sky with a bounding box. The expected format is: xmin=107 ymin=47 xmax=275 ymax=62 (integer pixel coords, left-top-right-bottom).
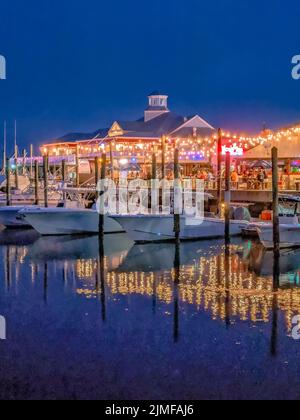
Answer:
xmin=0 ymin=0 xmax=300 ymax=153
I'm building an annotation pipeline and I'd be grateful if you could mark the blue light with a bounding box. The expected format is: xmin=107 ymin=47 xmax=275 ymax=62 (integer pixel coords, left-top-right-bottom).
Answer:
xmin=131 ymin=157 xmax=137 ymax=163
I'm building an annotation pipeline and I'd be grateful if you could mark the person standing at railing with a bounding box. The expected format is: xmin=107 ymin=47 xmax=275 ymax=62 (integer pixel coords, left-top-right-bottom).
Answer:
xmin=257 ymin=168 xmax=265 ymax=190
xmin=231 ymin=169 xmax=239 ymax=189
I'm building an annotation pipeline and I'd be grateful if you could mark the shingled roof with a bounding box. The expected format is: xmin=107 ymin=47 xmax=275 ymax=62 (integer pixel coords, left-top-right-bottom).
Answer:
xmin=48 ymin=95 xmax=215 ymax=144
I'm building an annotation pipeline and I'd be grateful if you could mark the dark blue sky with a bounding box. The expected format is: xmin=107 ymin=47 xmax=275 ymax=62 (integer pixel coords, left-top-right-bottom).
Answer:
xmin=0 ymin=0 xmax=300 ymax=152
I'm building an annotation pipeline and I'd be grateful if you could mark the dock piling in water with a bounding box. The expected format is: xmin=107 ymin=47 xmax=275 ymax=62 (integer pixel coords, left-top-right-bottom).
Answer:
xmin=217 ymin=128 xmax=223 ymax=215
xmin=151 ymin=152 xmax=158 ymax=213
xmin=161 ymin=135 xmax=166 ymax=180
xmin=34 ymin=160 xmax=40 ymax=206
xmin=272 ymin=147 xmax=280 ymax=256
xmin=76 ymin=145 xmax=80 ymax=188
xmin=95 ymin=157 xmax=99 ymax=187
xmin=62 ymin=159 xmax=67 ymax=202
xmin=99 ymin=153 xmax=106 ymax=237
xmin=173 ymin=148 xmax=180 ymax=245
xmin=225 ymin=151 xmax=231 ymax=244
xmin=43 ymin=155 xmax=49 ymax=208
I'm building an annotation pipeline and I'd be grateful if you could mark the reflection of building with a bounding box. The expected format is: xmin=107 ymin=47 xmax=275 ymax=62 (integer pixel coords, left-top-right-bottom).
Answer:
xmin=75 ymin=250 xmax=300 ymax=334
xmin=41 ymin=93 xmax=216 ymax=176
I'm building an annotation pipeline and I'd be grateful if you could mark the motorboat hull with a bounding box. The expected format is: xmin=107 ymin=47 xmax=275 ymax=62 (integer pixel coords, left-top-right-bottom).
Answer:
xmin=110 ymin=215 xmax=249 ymax=243
xmin=21 ymin=208 xmax=124 ymax=235
xmin=0 ymin=206 xmax=36 ymax=228
xmin=257 ymin=224 xmax=300 ymax=249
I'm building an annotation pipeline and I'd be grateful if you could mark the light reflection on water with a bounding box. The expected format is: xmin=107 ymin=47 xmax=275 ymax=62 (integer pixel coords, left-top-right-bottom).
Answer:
xmin=1 ymin=230 xmax=300 ymax=399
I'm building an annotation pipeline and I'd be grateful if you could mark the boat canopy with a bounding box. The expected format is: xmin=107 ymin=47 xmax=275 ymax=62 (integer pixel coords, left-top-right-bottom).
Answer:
xmin=279 ymin=194 xmax=300 ymax=203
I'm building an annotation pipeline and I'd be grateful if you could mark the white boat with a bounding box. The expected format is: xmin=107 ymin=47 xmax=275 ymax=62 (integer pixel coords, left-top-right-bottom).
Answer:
xmin=21 ymin=207 xmax=123 ymax=235
xmin=257 ymin=223 xmax=300 ymax=249
xmin=0 ymin=206 xmax=39 ymax=228
xmin=110 ymin=214 xmax=249 ymax=243
xmin=242 ymin=215 xmax=299 ymax=239
xmin=256 ymin=195 xmax=300 ymax=249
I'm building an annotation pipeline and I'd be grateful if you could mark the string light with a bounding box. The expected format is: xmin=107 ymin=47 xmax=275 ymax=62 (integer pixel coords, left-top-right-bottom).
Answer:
xmin=42 ymin=125 xmax=300 ymax=164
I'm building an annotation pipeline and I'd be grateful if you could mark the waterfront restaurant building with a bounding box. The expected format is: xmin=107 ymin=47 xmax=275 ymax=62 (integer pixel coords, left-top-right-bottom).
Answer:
xmin=41 ymin=93 xmax=216 ymax=178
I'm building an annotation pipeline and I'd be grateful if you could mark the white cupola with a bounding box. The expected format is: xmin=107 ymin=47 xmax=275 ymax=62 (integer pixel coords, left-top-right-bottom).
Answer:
xmin=144 ymin=92 xmax=170 ymax=122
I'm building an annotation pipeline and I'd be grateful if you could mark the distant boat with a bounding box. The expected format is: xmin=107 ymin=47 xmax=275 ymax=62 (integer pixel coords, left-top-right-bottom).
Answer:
xmin=0 ymin=205 xmax=40 ymax=228
xmin=110 ymin=214 xmax=249 ymax=243
xmin=21 ymin=207 xmax=123 ymax=235
xmin=257 ymin=224 xmax=300 ymax=249
xmin=256 ymin=195 xmax=300 ymax=249
xmin=242 ymin=215 xmax=299 ymax=239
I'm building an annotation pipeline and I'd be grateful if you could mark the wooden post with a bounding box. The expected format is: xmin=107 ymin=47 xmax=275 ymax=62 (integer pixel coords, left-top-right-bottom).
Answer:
xmin=272 ymin=147 xmax=280 ymax=255
xmin=62 ymin=159 xmax=66 ymax=182
xmin=6 ymin=158 xmax=11 ymax=206
xmin=62 ymin=159 xmax=67 ymax=202
xmin=76 ymin=145 xmax=80 ymax=187
xmin=217 ymin=128 xmax=223 ymax=215
xmin=109 ymin=142 xmax=114 ymax=180
xmin=225 ymin=152 xmax=231 ymax=243
xmin=286 ymin=158 xmax=291 ymax=190
xmin=173 ymin=148 xmax=181 ymax=244
xmin=99 ymin=153 xmax=106 ymax=237
xmin=151 ymin=152 xmax=158 ymax=214
xmin=34 ymin=160 xmax=40 ymax=205
xmin=152 ymin=152 xmax=157 ymax=180
xmin=161 ymin=135 xmax=166 ymax=180
xmin=43 ymin=155 xmax=49 ymax=208
xmin=95 ymin=157 xmax=99 ymax=187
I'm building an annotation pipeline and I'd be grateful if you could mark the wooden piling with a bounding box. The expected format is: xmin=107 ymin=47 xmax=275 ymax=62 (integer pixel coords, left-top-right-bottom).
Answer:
xmin=34 ymin=160 xmax=40 ymax=206
xmin=95 ymin=157 xmax=99 ymax=187
xmin=6 ymin=158 xmax=11 ymax=206
xmin=224 ymin=151 xmax=231 ymax=243
xmin=161 ymin=135 xmax=166 ymax=180
xmin=109 ymin=142 xmax=114 ymax=180
xmin=76 ymin=145 xmax=80 ymax=188
xmin=43 ymin=155 xmax=49 ymax=208
xmin=272 ymin=147 xmax=280 ymax=256
xmin=152 ymin=152 xmax=157 ymax=180
xmin=62 ymin=159 xmax=67 ymax=202
xmin=99 ymin=153 xmax=106 ymax=237
xmin=173 ymin=148 xmax=181 ymax=245
xmin=151 ymin=152 xmax=158 ymax=214
xmin=217 ymin=128 xmax=223 ymax=215
xmin=62 ymin=159 xmax=66 ymax=183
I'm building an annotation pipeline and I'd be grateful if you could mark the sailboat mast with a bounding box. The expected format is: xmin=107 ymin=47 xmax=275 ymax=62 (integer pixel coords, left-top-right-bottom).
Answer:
xmin=14 ymin=120 xmax=18 ymax=159
xmin=3 ymin=121 xmax=6 ymax=172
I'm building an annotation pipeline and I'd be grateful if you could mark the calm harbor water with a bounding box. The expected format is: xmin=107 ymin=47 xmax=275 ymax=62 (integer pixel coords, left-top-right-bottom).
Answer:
xmin=1 ymin=231 xmax=300 ymax=400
